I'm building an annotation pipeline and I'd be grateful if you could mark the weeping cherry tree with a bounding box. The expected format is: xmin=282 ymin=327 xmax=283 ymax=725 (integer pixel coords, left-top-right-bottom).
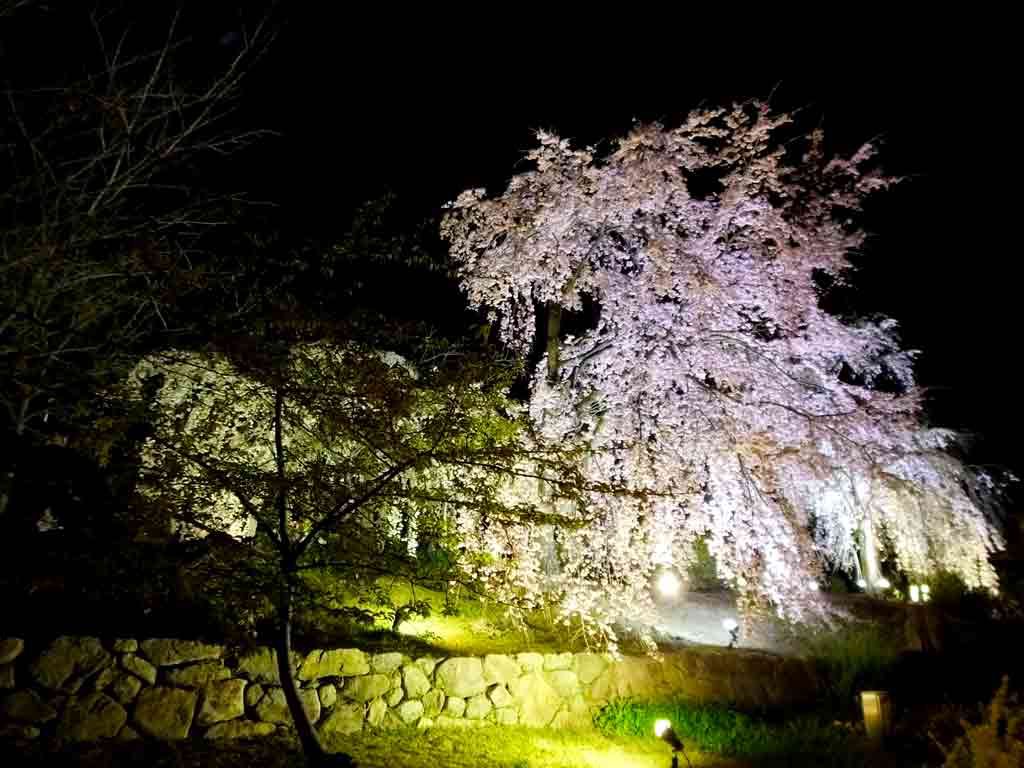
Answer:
xmin=441 ymin=102 xmax=1006 ymax=639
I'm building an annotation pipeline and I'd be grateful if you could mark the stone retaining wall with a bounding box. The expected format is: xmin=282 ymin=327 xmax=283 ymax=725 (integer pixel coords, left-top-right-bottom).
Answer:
xmin=0 ymin=636 xmax=818 ymax=744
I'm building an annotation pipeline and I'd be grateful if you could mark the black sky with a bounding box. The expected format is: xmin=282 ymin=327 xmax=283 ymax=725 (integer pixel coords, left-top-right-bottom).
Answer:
xmin=229 ymin=14 xmax=1020 ymax=473
xmin=11 ymin=5 xmax=1019 ymax=474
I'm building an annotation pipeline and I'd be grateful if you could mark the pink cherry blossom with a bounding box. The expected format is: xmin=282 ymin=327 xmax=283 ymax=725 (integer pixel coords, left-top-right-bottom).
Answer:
xmin=442 ymin=103 xmax=1004 ymax=640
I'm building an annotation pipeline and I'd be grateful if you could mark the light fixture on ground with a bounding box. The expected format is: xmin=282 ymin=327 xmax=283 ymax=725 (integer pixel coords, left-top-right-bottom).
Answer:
xmin=654 ymin=719 xmax=692 ymax=768
xmin=722 ymin=617 xmax=739 ymax=649
xmin=656 ymin=569 xmax=681 ymax=598
xmin=860 ymin=690 xmax=892 ymax=747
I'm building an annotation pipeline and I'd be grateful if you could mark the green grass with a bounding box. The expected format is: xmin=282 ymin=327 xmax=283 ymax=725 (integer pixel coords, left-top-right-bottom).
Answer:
xmin=335 ymin=725 xmax=728 ymax=768
xmin=594 ymin=698 xmax=873 ymax=768
xmin=2 ymin=726 xmax=731 ymax=768
xmin=797 ymin=623 xmax=903 ymax=715
xmin=301 ymin=578 xmax=667 ymax=657
xmin=306 ymin=578 xmax=571 ymax=656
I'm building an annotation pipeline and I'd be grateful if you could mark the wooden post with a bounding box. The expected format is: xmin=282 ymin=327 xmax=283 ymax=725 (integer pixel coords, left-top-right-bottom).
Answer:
xmin=860 ymin=690 xmax=891 ymax=747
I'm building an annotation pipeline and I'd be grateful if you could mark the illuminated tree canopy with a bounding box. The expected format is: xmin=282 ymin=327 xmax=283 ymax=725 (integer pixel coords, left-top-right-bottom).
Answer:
xmin=130 ymin=339 xmax=602 ymax=757
xmin=442 ymin=103 xmax=1006 ymax=632
xmin=131 ymin=342 xmax=591 ymax=580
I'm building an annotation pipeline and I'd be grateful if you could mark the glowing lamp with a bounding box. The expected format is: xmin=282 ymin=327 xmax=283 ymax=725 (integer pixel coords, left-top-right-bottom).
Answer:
xmin=807 ymin=580 xmax=819 ymax=591
xmin=655 ymin=718 xmax=682 ymax=749
xmin=860 ymin=690 xmax=892 ymax=747
xmin=921 ymin=584 xmax=931 ymax=602
xmin=909 ymin=584 xmax=920 ymax=603
xmin=654 ymin=719 xmax=689 ymax=767
xmin=656 ymin=570 xmax=681 ymax=598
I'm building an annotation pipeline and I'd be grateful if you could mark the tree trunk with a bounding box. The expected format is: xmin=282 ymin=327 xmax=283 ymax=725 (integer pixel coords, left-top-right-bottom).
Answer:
xmin=0 ymin=468 xmax=14 ymax=519
xmin=271 ymin=384 xmax=349 ymax=766
xmin=0 ymin=397 xmax=31 ymax=518
xmin=275 ymin=575 xmax=342 ymax=767
xmin=859 ymin=511 xmax=882 ymax=592
xmin=546 ymin=303 xmax=562 ymax=384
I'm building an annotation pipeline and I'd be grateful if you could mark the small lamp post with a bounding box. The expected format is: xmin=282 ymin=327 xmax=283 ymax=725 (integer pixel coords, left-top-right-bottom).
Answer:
xmin=654 ymin=719 xmax=692 ymax=768
xmin=722 ymin=617 xmax=739 ymax=649
xmin=860 ymin=690 xmax=891 ymax=748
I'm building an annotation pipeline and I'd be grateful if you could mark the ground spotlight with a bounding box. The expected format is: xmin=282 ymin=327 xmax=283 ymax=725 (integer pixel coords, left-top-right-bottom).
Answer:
xmin=654 ymin=719 xmax=691 ymax=768
xmin=656 ymin=569 xmax=681 ymax=598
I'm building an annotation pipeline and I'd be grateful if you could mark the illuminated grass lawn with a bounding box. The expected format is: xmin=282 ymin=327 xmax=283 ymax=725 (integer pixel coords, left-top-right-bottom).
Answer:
xmin=324 ymin=580 xmax=581 ymax=656
xmin=6 ymin=727 xmax=732 ymax=768
xmin=324 ymin=579 xmax=671 ymax=657
xmin=329 ymin=726 xmax=728 ymax=768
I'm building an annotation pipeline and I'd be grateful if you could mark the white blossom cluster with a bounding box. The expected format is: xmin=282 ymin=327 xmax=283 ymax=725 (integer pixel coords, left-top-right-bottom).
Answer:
xmin=128 ymin=344 xmax=588 ymax=634
xmin=443 ymin=104 xmax=1004 ymax=637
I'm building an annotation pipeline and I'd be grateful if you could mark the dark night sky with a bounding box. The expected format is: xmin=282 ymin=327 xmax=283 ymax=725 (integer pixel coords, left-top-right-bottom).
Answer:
xmin=231 ymin=15 xmax=1019 ymax=474
xmin=14 ymin=6 xmax=1018 ymax=473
